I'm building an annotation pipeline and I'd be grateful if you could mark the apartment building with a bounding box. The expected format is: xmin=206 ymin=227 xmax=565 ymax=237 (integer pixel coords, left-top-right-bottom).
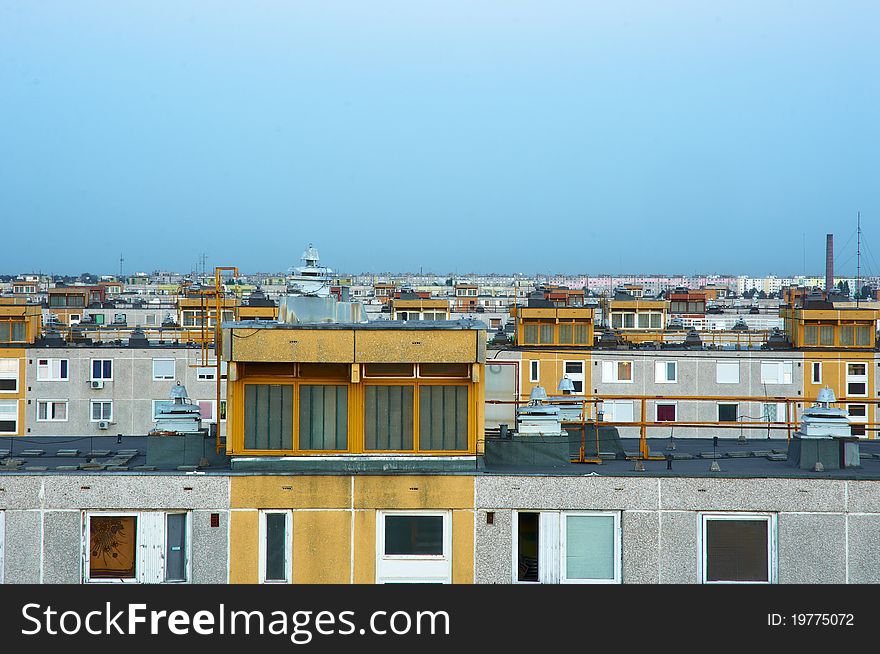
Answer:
xmin=25 ymin=345 xmax=227 ymax=437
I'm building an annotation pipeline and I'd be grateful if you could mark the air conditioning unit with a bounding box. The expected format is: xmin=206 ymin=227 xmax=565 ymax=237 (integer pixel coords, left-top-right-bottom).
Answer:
xmin=90 ymin=380 xmax=104 ymax=389
xmin=97 ymin=420 xmax=109 ymax=430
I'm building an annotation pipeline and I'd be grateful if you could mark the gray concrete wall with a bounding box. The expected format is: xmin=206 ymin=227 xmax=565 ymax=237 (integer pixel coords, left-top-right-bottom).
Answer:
xmin=25 ymin=347 xmax=226 ymax=437
xmin=475 ymin=475 xmax=876 ymax=585
xmin=590 ymin=350 xmax=804 ymax=440
xmin=0 ymin=474 xmax=229 ymax=584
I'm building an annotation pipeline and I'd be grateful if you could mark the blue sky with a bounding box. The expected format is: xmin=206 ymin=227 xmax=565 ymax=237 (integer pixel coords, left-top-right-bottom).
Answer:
xmin=1 ymin=1 xmax=878 ymax=276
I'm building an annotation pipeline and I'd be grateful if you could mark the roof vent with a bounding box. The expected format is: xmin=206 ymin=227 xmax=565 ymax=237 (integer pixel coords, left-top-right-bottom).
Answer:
xmin=684 ymin=329 xmax=702 ymax=348
xmin=128 ymin=326 xmax=149 ymax=347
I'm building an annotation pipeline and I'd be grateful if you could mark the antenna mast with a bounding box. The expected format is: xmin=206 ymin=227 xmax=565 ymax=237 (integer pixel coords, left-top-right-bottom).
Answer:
xmin=857 ymin=212 xmax=861 ymax=308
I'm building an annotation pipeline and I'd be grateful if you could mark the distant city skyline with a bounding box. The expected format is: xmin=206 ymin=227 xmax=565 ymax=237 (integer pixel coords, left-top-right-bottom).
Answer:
xmin=2 ymin=1 xmax=878 ymax=275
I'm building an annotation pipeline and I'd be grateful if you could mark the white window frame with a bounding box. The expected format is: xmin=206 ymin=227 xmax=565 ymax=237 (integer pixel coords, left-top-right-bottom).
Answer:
xmin=0 ymin=400 xmax=17 ymax=434
xmin=529 ymin=360 xmax=539 ymax=383
xmin=197 ymin=366 xmax=216 ymax=381
xmin=699 ymin=513 xmax=777 ymax=584
xmin=0 ymin=359 xmax=19 ymax=394
xmin=36 ymin=399 xmax=68 ymax=422
xmin=90 ymin=400 xmax=113 ymax=422
xmin=83 ymin=512 xmax=139 ymax=584
xmin=847 ymin=403 xmax=868 ymax=423
xmin=513 ymin=510 xmax=622 ymax=584
xmin=562 ymin=360 xmax=585 ymax=395
xmin=152 ymin=358 xmax=176 ymax=381
xmin=196 ymin=399 xmax=217 ymax=423
xmin=761 ymin=402 xmax=787 ymax=423
xmin=90 ymin=358 xmax=113 ymax=381
xmin=654 ymin=360 xmax=678 ymax=383
xmin=83 ymin=511 xmax=191 ymax=584
xmin=655 ymin=401 xmax=677 ymax=422
xmin=37 ymin=358 xmax=69 ymax=382
xmin=376 ymin=510 xmax=452 ymax=584
xmin=717 ymin=402 xmax=739 ymax=422
xmin=602 ymin=400 xmax=634 ymax=423
xmin=760 ymin=361 xmax=793 ymax=385
xmin=811 ymin=361 xmax=822 ymax=385
xmin=601 ymin=360 xmax=634 ymax=384
xmin=716 ymin=360 xmax=740 ymax=384
xmin=258 ymin=510 xmax=292 ymax=584
xmin=163 ymin=511 xmax=192 ymax=584
xmin=846 ymin=361 xmax=868 ymax=398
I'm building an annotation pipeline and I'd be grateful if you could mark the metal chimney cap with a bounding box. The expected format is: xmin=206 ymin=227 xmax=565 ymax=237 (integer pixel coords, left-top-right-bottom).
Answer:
xmin=557 ymin=376 xmax=575 ymax=392
xmin=529 ymin=385 xmax=548 ymax=404
xmin=170 ymin=382 xmax=190 ymax=401
xmin=816 ymin=386 xmax=837 ymax=405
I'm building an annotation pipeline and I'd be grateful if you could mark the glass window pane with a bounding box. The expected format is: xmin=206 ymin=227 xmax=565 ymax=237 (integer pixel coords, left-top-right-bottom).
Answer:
xmin=299 ymin=385 xmax=348 ymax=450
xmin=804 ymin=325 xmax=818 ymax=345
xmin=558 ymin=323 xmax=573 ymax=344
xmin=419 ymin=385 xmax=468 ymax=450
xmin=89 ymin=516 xmax=137 ymax=579
xmin=419 ymin=364 xmax=469 ymax=378
xmin=165 ymin=513 xmax=187 ymax=582
xmin=657 ymin=404 xmax=676 ymax=421
xmin=539 ymin=324 xmax=554 ymax=344
xmin=264 ymin=513 xmax=287 ymax=582
xmin=363 ymin=363 xmax=415 ymax=377
xmin=517 ymin=512 xmax=539 ymax=582
xmin=566 ymin=515 xmax=615 ymax=580
xmin=524 ymin=324 xmax=539 ymax=344
xmin=384 ymin=515 xmax=443 ymax=555
xmin=820 ymin=325 xmax=834 ymax=345
xmin=718 ymin=404 xmax=738 ymax=422
xmin=705 ymin=519 xmax=769 ymax=582
xmin=244 ymin=384 xmax=293 ymax=450
xmin=364 ymin=385 xmax=413 ymax=450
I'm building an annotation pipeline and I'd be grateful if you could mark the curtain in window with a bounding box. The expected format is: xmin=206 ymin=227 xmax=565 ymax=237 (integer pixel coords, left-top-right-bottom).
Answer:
xmin=565 ymin=515 xmax=615 ymax=581
xmin=840 ymin=326 xmax=854 ymax=346
xmin=523 ymin=324 xmax=539 ymax=344
xmin=299 ymin=385 xmax=348 ymax=450
xmin=820 ymin=325 xmax=835 ymax=345
xmin=539 ymin=324 xmax=554 ymax=344
xmin=244 ymin=384 xmax=293 ymax=450
xmin=804 ymin=325 xmax=818 ymax=345
xmin=364 ymin=385 xmax=414 ymax=450
xmin=574 ymin=324 xmax=590 ymax=344
xmin=419 ymin=385 xmax=468 ymax=450
xmin=856 ymin=326 xmax=871 ymax=346
xmin=558 ymin=324 xmax=573 ymax=344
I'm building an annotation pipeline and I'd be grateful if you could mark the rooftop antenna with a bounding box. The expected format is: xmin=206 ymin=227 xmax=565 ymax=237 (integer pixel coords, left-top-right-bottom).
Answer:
xmin=119 ymin=252 xmax=124 ymax=280
xmin=856 ymin=212 xmax=861 ymax=308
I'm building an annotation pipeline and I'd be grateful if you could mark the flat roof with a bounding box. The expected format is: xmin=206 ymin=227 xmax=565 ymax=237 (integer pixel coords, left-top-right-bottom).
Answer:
xmin=224 ymin=319 xmax=487 ymax=331
xmin=3 ymin=436 xmax=880 ymax=479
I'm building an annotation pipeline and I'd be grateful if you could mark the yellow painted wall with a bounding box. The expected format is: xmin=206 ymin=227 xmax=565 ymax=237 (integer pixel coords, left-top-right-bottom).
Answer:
xmin=229 ymin=510 xmax=260 ymax=584
xmin=518 ymin=349 xmax=592 ymax=402
xmin=292 ymin=512 xmax=352 ymax=584
xmin=452 ymin=510 xmax=474 ymax=584
xmin=228 ymin=475 xmax=476 ymax=584
xmin=232 ymin=476 xmax=351 ymax=509
xmin=806 ymin=351 xmax=876 ymax=438
xmin=0 ymin=349 xmax=26 ymax=435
